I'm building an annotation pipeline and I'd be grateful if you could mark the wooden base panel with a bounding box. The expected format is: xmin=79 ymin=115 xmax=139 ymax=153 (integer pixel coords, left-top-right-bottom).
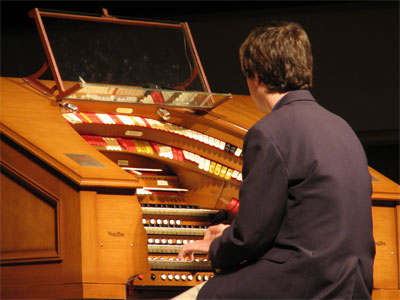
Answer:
xmin=1 ymin=283 xmax=126 ymax=300
xmin=372 ymin=289 xmax=400 ymax=300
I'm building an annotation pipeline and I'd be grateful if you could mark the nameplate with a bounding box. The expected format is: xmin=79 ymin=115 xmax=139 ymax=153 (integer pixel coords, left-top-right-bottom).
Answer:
xmin=65 ymin=153 xmax=105 ymax=167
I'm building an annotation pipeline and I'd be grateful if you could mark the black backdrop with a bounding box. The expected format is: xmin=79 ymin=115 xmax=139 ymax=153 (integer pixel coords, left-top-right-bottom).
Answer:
xmin=2 ymin=0 xmax=399 ymax=182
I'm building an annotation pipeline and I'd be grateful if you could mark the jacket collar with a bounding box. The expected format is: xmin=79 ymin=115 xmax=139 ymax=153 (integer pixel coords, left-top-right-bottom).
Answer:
xmin=275 ymin=90 xmax=316 ymax=111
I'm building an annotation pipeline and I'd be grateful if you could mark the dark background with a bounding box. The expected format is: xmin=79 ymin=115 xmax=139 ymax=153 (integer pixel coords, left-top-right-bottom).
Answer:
xmin=2 ymin=0 xmax=399 ymax=183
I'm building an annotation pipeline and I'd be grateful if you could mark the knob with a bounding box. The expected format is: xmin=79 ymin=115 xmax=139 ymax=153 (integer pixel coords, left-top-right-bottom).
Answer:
xmin=157 ymin=108 xmax=170 ymax=121
xmin=60 ymin=102 xmax=78 ymax=113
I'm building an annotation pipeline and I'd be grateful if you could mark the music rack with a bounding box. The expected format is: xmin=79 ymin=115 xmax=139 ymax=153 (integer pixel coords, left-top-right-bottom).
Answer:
xmin=23 ymin=8 xmax=231 ymax=111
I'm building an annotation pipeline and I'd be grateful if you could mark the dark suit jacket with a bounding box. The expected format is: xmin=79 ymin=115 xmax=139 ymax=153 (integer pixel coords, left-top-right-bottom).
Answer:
xmin=198 ymin=90 xmax=375 ymax=299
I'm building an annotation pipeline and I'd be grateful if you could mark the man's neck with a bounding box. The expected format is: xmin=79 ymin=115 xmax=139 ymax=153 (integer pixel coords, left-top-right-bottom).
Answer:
xmin=266 ymin=92 xmax=288 ymax=111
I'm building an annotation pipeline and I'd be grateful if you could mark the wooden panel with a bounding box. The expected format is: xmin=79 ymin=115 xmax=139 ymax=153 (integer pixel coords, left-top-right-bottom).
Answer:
xmin=170 ymin=166 xmax=227 ymax=209
xmin=0 ymin=136 xmax=84 ymax=299
xmin=372 ymin=288 xmax=400 ymax=300
xmin=398 ymin=205 xmax=400 ymax=288
xmin=0 ymin=77 xmax=139 ymax=188
xmin=1 ymin=283 xmax=84 ymax=300
xmin=104 ymin=151 xmax=174 ymax=174
xmin=210 ymin=94 xmax=266 ymax=130
xmin=1 ymin=163 xmax=60 ymax=264
xmin=80 ymin=191 xmax=149 ymax=284
xmin=0 ymin=282 xmax=125 ymax=300
xmin=215 ymin=182 xmax=240 ymax=210
xmin=82 ymin=283 xmax=126 ymax=299
xmin=370 ymin=167 xmax=400 ymax=201
xmin=372 ymin=206 xmax=399 ymax=289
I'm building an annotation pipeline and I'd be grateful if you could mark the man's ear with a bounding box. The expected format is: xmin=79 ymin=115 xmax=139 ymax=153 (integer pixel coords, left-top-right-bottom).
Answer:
xmin=253 ymin=73 xmax=262 ymax=87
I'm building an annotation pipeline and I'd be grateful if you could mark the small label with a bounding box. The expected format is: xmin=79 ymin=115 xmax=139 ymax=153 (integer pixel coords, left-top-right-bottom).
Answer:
xmin=116 ymin=107 xmax=133 ymax=114
xmin=108 ymin=231 xmax=125 ymax=237
xmin=125 ymin=130 xmax=143 ymax=137
xmin=157 ymin=180 xmax=169 ymax=186
xmin=64 ymin=153 xmax=104 ymax=167
xmin=117 ymin=160 xmax=129 ymax=166
xmin=375 ymin=241 xmax=386 ymax=246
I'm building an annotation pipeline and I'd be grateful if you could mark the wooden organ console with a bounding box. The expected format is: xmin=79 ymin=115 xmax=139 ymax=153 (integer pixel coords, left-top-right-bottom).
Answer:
xmin=1 ymin=8 xmax=399 ymax=300
xmin=2 ymin=76 xmax=400 ymax=299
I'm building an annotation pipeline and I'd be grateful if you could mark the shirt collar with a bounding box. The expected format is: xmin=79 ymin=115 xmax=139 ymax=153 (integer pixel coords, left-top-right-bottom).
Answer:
xmin=272 ymin=98 xmax=283 ymax=111
xmin=273 ymin=90 xmax=316 ymax=111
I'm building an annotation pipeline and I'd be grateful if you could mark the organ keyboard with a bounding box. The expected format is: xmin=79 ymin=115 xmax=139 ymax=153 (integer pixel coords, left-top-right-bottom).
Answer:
xmin=141 ymin=204 xmax=219 ymax=216
xmin=148 ymin=258 xmax=211 ymax=271
xmin=144 ymin=225 xmax=207 ymax=236
xmin=130 ymin=184 xmax=222 ymax=294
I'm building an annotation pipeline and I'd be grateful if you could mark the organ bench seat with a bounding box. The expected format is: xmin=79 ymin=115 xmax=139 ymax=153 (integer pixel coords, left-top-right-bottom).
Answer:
xmin=1 ymin=77 xmax=399 ymax=299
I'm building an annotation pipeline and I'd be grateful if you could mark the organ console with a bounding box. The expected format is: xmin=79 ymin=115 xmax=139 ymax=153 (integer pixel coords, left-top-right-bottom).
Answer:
xmin=1 ymin=7 xmax=399 ymax=300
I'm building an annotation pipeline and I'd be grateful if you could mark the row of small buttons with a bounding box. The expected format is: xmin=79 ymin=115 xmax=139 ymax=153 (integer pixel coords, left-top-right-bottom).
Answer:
xmin=142 ymin=273 xmax=211 ymax=281
xmin=143 ymin=218 xmax=182 ymax=225
xmin=142 ymin=204 xmax=199 ymax=209
xmin=148 ymin=256 xmax=208 ymax=262
xmin=148 ymin=238 xmax=195 ymax=245
xmin=144 ymin=224 xmax=208 ymax=229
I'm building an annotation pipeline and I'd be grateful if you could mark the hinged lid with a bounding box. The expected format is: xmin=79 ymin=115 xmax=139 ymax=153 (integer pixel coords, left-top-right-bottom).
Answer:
xmin=24 ymin=8 xmax=231 ymax=110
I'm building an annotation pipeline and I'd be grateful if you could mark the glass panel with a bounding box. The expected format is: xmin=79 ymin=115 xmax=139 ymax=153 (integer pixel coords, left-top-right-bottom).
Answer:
xmin=65 ymin=82 xmax=231 ymax=109
xmin=40 ymin=14 xmax=204 ymax=91
xmin=28 ymin=9 xmax=232 ymax=109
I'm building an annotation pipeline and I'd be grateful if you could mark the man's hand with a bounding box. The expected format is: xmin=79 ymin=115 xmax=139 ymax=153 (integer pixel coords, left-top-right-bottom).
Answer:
xmin=177 ymin=239 xmax=213 ymax=261
xmin=203 ymin=223 xmax=231 ymax=241
xmin=177 ymin=224 xmax=230 ymax=261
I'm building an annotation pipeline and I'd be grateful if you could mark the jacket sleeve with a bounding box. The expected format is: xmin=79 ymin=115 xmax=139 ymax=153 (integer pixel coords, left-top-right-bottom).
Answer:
xmin=208 ymin=125 xmax=289 ymax=270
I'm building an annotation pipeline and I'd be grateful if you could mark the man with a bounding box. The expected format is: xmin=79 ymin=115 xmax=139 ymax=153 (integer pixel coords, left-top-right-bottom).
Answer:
xmin=177 ymin=21 xmax=375 ymax=299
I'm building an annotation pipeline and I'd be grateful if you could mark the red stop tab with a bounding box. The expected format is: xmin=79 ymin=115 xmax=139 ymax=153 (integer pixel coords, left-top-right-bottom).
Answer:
xmin=227 ymin=198 xmax=240 ymax=212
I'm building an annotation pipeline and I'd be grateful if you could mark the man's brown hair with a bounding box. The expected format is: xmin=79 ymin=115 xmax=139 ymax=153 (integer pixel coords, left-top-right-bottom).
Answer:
xmin=239 ymin=21 xmax=313 ymax=93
